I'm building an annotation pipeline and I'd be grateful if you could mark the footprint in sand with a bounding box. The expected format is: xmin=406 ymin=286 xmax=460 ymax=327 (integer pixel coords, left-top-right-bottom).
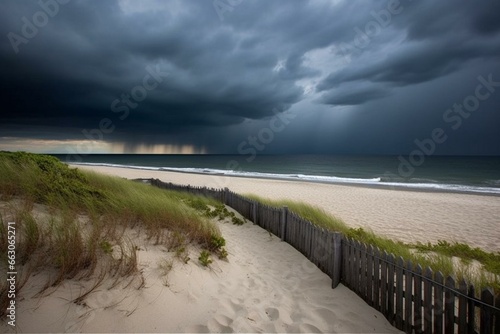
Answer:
xmin=265 ymin=307 xmax=280 ymax=321
xmin=243 ymin=277 xmax=257 ymax=289
xmin=299 ymin=323 xmax=322 ymax=333
xmin=219 ymin=297 xmax=245 ymax=317
xmin=207 ymin=318 xmax=233 ymax=333
xmin=213 ymin=314 xmax=233 ymax=327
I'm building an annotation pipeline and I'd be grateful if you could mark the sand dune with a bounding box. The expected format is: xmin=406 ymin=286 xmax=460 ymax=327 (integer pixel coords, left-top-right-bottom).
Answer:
xmin=1 ymin=205 xmax=400 ymax=333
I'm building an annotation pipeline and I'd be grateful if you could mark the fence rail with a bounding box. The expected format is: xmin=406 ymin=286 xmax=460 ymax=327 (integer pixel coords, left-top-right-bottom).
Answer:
xmin=150 ymin=179 xmax=499 ymax=334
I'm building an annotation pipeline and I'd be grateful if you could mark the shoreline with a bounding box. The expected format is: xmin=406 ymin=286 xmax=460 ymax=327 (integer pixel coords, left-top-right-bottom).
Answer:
xmin=71 ymin=163 xmax=500 ymax=197
xmin=75 ymin=165 xmax=500 ymax=253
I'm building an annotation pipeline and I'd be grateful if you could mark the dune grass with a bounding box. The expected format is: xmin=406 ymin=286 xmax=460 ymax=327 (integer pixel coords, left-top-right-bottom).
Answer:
xmin=245 ymin=194 xmax=412 ymax=255
xmin=0 ymin=152 xmax=222 ymax=244
xmin=245 ymin=194 xmax=500 ymax=292
xmin=412 ymin=240 xmax=500 ymax=277
xmin=0 ymin=152 xmax=224 ymax=316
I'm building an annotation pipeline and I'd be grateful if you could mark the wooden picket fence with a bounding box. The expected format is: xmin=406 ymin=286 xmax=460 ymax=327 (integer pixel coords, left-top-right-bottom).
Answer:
xmin=150 ymin=179 xmax=500 ymax=333
xmin=343 ymin=239 xmax=500 ymax=334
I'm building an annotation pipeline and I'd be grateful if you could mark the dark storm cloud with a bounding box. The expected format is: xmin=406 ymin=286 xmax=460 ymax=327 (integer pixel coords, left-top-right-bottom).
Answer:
xmin=400 ymin=0 xmax=500 ymax=40
xmin=0 ymin=0 xmax=499 ymax=154
xmin=317 ymin=0 xmax=500 ymax=104
xmin=317 ymin=83 xmax=391 ymax=106
xmin=0 ymin=0 xmax=309 ymax=140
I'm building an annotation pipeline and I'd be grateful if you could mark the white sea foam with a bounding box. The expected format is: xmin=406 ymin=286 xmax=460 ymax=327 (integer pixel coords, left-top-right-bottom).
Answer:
xmin=72 ymin=163 xmax=500 ymax=195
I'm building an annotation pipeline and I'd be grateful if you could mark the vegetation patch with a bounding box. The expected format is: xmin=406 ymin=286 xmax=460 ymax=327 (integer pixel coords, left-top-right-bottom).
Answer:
xmin=218 ymin=248 xmax=228 ymax=260
xmin=0 ymin=152 xmax=224 ymax=317
xmin=412 ymin=240 xmax=500 ymax=276
xmin=0 ymin=151 xmax=107 ymax=209
xmin=194 ymin=201 xmax=246 ymax=225
xmin=231 ymin=216 xmax=245 ymax=225
xmin=198 ymin=250 xmax=212 ymax=267
xmin=158 ymin=258 xmax=174 ymax=286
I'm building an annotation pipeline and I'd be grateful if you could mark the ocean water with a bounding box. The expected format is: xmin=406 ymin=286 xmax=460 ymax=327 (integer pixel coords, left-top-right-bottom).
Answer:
xmin=53 ymin=154 xmax=500 ymax=195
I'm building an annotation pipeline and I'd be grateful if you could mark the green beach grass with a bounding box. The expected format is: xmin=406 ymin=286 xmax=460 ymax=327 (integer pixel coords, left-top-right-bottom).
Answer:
xmin=245 ymin=194 xmax=500 ymax=293
xmin=0 ymin=152 xmax=225 ymax=316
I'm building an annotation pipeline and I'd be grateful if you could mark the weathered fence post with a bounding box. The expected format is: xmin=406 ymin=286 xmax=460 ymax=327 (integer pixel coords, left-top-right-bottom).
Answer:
xmin=404 ymin=260 xmax=413 ymax=333
xmin=413 ymin=264 xmax=423 ymax=333
xmin=387 ymin=253 xmax=395 ymax=324
xmin=395 ymin=256 xmax=404 ymax=330
xmin=280 ymin=206 xmax=288 ymax=241
xmin=444 ymin=276 xmax=455 ymax=334
xmin=495 ymin=293 xmax=500 ymax=334
xmin=480 ymin=288 xmax=494 ymax=334
xmin=467 ymin=285 xmax=476 ymax=334
xmin=223 ymin=187 xmax=229 ymax=205
xmin=457 ymin=279 xmax=468 ymax=334
xmin=332 ymin=233 xmax=342 ymax=289
xmin=434 ymin=271 xmax=444 ymax=334
xmin=424 ymin=267 xmax=434 ymax=334
xmin=252 ymin=201 xmax=258 ymax=224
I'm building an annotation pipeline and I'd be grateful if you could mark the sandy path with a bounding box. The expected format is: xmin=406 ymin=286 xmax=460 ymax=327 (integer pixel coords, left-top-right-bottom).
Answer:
xmin=77 ymin=165 xmax=500 ymax=252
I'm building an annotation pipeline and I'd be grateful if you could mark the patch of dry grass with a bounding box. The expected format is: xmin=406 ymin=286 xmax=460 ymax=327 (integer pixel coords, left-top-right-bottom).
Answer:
xmin=0 ymin=152 xmax=222 ymax=317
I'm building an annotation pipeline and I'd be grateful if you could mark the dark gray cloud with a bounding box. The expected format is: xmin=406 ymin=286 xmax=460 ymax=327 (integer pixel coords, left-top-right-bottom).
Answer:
xmin=0 ymin=0 xmax=499 ymax=154
xmin=0 ymin=1 xmax=304 ymax=133
xmin=317 ymin=82 xmax=391 ymax=106
xmin=317 ymin=0 xmax=500 ymax=94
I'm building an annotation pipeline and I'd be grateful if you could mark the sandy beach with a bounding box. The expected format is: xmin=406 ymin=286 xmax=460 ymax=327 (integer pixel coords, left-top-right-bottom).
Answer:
xmin=77 ymin=165 xmax=500 ymax=253
xmin=5 ymin=164 xmax=498 ymax=333
xmin=0 ymin=163 xmax=405 ymax=333
xmin=2 ymin=210 xmax=401 ymax=333
xmin=0 ymin=214 xmax=398 ymax=333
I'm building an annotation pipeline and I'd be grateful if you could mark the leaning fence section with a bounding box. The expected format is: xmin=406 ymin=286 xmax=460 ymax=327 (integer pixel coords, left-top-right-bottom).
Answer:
xmin=150 ymin=179 xmax=499 ymax=334
xmin=342 ymin=238 xmax=500 ymax=334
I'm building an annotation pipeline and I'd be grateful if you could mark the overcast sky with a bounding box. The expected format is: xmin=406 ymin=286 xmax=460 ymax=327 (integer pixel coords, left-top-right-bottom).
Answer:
xmin=1 ymin=0 xmax=499 ymax=155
